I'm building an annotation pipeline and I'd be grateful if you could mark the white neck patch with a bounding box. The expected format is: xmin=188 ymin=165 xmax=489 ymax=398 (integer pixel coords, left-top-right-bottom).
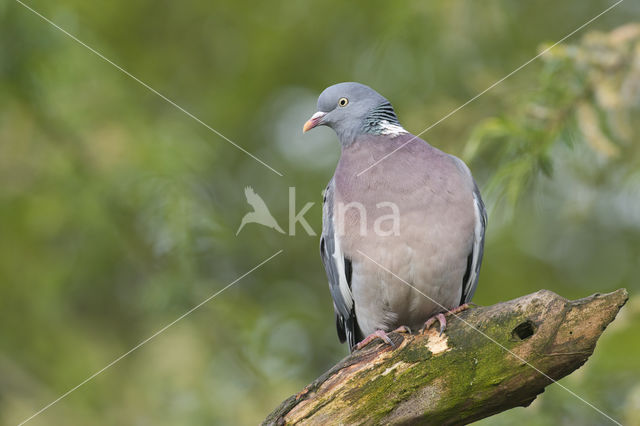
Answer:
xmin=378 ymin=120 xmax=408 ymax=137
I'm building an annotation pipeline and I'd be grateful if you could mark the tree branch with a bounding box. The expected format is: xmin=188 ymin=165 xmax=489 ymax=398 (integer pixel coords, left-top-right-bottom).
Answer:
xmin=264 ymin=289 xmax=628 ymax=425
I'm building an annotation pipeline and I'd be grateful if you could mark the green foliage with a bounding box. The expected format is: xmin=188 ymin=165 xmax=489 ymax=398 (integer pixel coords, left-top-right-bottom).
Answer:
xmin=465 ymin=24 xmax=640 ymax=212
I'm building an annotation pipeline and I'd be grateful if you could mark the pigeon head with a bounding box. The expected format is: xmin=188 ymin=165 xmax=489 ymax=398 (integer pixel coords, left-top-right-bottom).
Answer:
xmin=303 ymin=82 xmax=406 ymax=145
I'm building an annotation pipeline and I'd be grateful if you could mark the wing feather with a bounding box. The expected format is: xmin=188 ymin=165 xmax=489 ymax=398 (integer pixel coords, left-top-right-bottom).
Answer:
xmin=461 ymin=183 xmax=487 ymax=304
xmin=320 ymin=179 xmax=358 ymax=350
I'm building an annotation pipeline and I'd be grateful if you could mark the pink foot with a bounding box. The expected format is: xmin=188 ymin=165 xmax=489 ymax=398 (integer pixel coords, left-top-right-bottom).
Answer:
xmin=420 ymin=313 xmax=447 ymax=335
xmin=355 ymin=329 xmax=395 ymax=351
xmin=420 ymin=304 xmax=476 ymax=336
xmin=449 ymin=303 xmax=473 ymax=315
xmin=392 ymin=325 xmax=412 ymax=334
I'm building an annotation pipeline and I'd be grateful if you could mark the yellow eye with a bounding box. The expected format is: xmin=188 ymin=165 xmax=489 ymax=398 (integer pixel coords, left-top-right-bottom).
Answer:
xmin=338 ymin=97 xmax=349 ymax=107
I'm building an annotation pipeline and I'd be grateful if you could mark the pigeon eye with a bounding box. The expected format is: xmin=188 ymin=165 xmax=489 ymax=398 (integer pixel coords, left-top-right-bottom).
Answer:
xmin=338 ymin=97 xmax=349 ymax=107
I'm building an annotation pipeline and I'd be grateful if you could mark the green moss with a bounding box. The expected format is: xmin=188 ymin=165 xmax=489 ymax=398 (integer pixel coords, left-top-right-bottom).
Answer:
xmin=298 ymin=396 xmax=334 ymax=422
xmin=345 ymin=367 xmax=402 ymax=423
xmin=340 ymin=308 xmax=552 ymax=423
xmin=399 ymin=343 xmax=434 ymax=363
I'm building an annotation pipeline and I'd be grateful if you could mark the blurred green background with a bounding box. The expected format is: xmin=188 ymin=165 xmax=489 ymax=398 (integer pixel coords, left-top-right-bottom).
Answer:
xmin=1 ymin=0 xmax=639 ymax=424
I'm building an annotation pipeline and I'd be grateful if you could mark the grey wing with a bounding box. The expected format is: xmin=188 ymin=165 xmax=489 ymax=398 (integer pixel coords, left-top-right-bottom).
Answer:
xmin=319 ymin=179 xmax=359 ymax=350
xmin=461 ymin=182 xmax=487 ymax=304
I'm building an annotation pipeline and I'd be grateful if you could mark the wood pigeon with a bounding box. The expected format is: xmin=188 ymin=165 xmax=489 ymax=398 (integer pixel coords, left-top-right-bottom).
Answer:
xmin=303 ymin=82 xmax=487 ymax=352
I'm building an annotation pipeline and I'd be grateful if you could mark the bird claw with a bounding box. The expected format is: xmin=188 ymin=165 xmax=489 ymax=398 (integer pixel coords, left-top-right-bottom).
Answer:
xmin=355 ymin=329 xmax=396 ymax=351
xmin=420 ymin=304 xmax=476 ymax=336
xmin=392 ymin=325 xmax=412 ymax=334
xmin=420 ymin=313 xmax=447 ymax=336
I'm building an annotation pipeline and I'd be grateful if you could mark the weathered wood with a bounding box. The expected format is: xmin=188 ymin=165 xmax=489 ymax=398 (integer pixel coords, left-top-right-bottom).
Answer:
xmin=264 ymin=289 xmax=628 ymax=425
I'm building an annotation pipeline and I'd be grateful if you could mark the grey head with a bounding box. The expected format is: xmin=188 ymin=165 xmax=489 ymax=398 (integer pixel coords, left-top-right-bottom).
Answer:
xmin=303 ymin=82 xmax=406 ymax=146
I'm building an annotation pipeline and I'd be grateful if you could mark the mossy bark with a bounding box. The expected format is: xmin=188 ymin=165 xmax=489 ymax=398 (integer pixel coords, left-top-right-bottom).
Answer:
xmin=263 ymin=289 xmax=628 ymax=425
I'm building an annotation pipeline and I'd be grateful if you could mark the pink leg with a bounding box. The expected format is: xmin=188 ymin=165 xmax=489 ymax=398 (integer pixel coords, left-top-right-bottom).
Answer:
xmin=448 ymin=303 xmax=473 ymax=315
xmin=355 ymin=329 xmax=395 ymax=351
xmin=421 ymin=304 xmax=475 ymax=336
xmin=420 ymin=313 xmax=447 ymax=335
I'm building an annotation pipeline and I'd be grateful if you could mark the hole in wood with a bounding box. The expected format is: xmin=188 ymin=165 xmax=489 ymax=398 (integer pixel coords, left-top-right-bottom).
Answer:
xmin=512 ymin=320 xmax=535 ymax=340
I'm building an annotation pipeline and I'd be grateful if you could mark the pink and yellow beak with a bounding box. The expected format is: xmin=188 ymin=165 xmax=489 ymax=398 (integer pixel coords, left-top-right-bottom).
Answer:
xmin=303 ymin=111 xmax=327 ymax=133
